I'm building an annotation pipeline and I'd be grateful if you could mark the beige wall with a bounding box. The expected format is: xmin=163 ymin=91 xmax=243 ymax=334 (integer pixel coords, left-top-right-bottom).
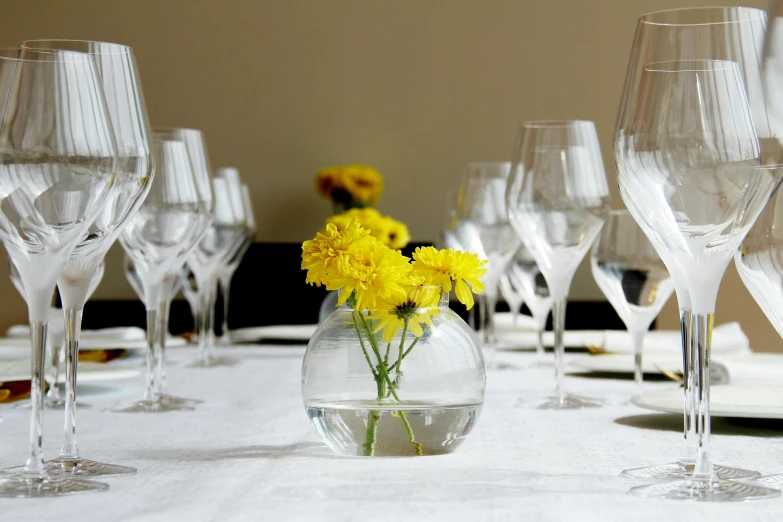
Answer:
xmin=0 ymin=0 xmax=779 ymax=352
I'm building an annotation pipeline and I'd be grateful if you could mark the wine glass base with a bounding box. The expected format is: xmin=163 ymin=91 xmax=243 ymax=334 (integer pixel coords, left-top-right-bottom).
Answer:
xmin=516 ymin=393 xmax=602 ymax=410
xmin=45 ymin=458 xmax=136 ymax=478
xmin=159 ymin=393 xmax=203 ymax=406
xmin=746 ymin=474 xmax=783 ymax=487
xmin=621 ymin=462 xmax=761 ymax=481
xmin=0 ymin=473 xmax=109 ymax=498
xmin=109 ymin=398 xmax=195 ymax=413
xmin=629 ymin=478 xmax=780 ymax=502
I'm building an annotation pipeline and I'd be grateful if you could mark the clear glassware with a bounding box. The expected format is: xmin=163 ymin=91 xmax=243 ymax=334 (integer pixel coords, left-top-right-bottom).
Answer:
xmin=0 ymin=47 xmax=116 ymax=497
xmin=179 ymin=265 xmax=201 ymax=339
xmin=448 ymin=162 xmax=519 ymax=367
xmin=11 ymin=262 xmax=103 ymax=411
xmin=115 ymin=133 xmax=213 ymax=413
xmin=188 ymin=177 xmax=247 ymax=367
xmin=613 ymin=6 xmax=776 ymax=483
xmin=18 ymin=40 xmax=152 ymax=478
xmin=124 ymin=254 xmax=198 ymax=410
xmin=9 ymin=262 xmax=65 ymax=408
xmin=506 ymin=120 xmax=610 ymax=410
xmin=617 ymin=59 xmax=780 ymax=501
xmin=734 ymin=165 xmax=783 ymax=488
xmin=590 ymin=210 xmax=675 ymax=399
xmin=504 ymin=245 xmax=553 ymax=366
xmin=303 ymin=290 xmax=485 ymax=457
xmin=498 ymin=269 xmax=524 ymax=325
xmin=215 ymin=169 xmax=254 ymax=344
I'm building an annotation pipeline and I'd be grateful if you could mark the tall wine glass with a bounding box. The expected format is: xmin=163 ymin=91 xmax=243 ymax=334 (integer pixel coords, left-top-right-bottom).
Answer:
xmin=617 ymin=59 xmax=779 ymax=501
xmin=448 ymin=162 xmax=519 ymax=366
xmin=591 ymin=210 xmax=674 ymax=398
xmin=217 ymin=172 xmax=255 ymax=343
xmin=734 ymin=165 xmax=783 ymax=487
xmin=11 ymin=261 xmax=103 ymax=410
xmin=506 ymin=120 xmax=609 ymax=409
xmin=20 ymin=39 xmax=152 ymax=478
xmin=189 ymin=177 xmax=246 ymax=367
xmin=0 ymin=48 xmax=116 ymax=497
xmin=116 ymin=134 xmax=212 ymax=413
xmin=504 ymin=244 xmax=552 ymax=365
xmin=614 ymin=6 xmax=777 ymax=482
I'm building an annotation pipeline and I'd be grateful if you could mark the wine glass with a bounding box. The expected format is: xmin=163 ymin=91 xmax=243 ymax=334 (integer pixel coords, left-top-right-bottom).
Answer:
xmin=188 ymin=177 xmax=247 ymax=367
xmin=19 ymin=39 xmax=152 ymax=478
xmin=215 ymin=169 xmax=254 ymax=344
xmin=504 ymin=245 xmax=552 ymax=365
xmin=0 ymin=47 xmax=116 ymax=497
xmin=179 ymin=265 xmax=200 ymax=340
xmin=506 ymin=120 xmax=609 ymax=409
xmin=614 ymin=6 xmax=778 ymax=483
xmin=11 ymin=261 xmax=103 ymax=410
xmin=617 ymin=59 xmax=779 ymax=501
xmin=115 ymin=133 xmax=213 ymax=413
xmin=498 ymin=269 xmax=524 ymax=326
xmin=448 ymin=162 xmax=519 ymax=367
xmin=734 ymin=165 xmax=783 ymax=487
xmin=591 ymin=210 xmax=674 ymax=399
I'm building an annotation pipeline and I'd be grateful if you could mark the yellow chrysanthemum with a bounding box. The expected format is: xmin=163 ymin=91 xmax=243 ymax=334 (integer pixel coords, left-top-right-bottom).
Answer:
xmin=411 ymin=247 xmax=487 ymax=310
xmin=315 ymin=165 xmax=384 ymax=206
xmin=326 ymin=239 xmax=412 ymax=312
xmin=301 ymin=219 xmax=373 ymax=286
xmin=369 ymin=285 xmax=441 ymax=343
xmin=328 ymin=208 xmax=410 ymax=250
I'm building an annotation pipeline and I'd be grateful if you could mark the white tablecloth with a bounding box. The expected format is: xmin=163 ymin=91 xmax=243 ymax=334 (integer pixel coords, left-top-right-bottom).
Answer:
xmin=1 ymin=345 xmax=782 ymax=521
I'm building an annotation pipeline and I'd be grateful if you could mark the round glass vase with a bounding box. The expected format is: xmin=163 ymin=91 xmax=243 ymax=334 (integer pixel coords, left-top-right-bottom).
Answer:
xmin=302 ymin=290 xmax=485 ymax=457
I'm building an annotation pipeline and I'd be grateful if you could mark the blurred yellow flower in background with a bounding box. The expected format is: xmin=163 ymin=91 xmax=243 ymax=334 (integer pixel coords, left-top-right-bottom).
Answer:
xmin=315 ymin=165 xmax=384 ymax=210
xmin=327 ymin=208 xmax=410 ymax=250
xmin=411 ymin=247 xmax=487 ymax=310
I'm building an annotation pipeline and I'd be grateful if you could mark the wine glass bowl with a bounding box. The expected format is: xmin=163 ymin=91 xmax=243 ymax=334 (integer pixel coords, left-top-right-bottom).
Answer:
xmin=507 ymin=120 xmax=610 ymax=409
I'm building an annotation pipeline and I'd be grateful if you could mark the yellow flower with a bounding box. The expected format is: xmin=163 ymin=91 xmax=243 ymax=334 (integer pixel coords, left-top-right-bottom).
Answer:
xmin=411 ymin=247 xmax=487 ymax=310
xmin=301 ymin=219 xmax=373 ymax=286
xmin=328 ymin=208 xmax=410 ymax=250
xmin=315 ymin=165 xmax=383 ymax=206
xmin=327 ymin=239 xmax=412 ymax=312
xmin=369 ymin=285 xmax=441 ymax=343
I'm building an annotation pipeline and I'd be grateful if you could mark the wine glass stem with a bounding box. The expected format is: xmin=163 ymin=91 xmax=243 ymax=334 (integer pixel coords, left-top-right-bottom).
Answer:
xmin=207 ymin=285 xmax=218 ymax=355
xmin=679 ymin=309 xmax=697 ymax=465
xmin=535 ymin=317 xmax=547 ymax=359
xmin=157 ymin=298 xmax=171 ymax=395
xmin=60 ymin=307 xmax=83 ymax=460
xmin=220 ymin=275 xmax=231 ymax=338
xmin=198 ymin=286 xmax=214 ymax=363
xmin=484 ymin=286 xmax=498 ymax=347
xmin=630 ymin=328 xmax=645 ymax=396
xmin=692 ymin=312 xmax=714 ymax=480
xmin=478 ymin=294 xmax=487 ymax=344
xmin=47 ymin=342 xmax=61 ymax=402
xmin=552 ymin=299 xmax=566 ymax=403
xmin=24 ymin=321 xmax=48 ymax=475
xmin=144 ymin=309 xmax=158 ymax=402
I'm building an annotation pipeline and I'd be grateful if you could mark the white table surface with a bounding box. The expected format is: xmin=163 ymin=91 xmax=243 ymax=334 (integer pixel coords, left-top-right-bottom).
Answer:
xmin=1 ymin=344 xmax=782 ymax=521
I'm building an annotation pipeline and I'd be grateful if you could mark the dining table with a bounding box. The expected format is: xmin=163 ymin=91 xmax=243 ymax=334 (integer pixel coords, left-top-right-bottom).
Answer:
xmin=1 ymin=344 xmax=781 ymax=521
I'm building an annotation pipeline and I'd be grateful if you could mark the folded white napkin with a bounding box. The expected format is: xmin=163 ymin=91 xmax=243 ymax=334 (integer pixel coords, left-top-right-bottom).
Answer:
xmin=603 ymin=322 xmax=750 ymax=356
xmin=712 ymin=353 xmax=783 ymax=386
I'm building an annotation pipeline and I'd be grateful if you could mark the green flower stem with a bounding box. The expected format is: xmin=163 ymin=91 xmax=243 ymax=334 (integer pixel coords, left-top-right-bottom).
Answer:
xmin=395 ymin=319 xmax=409 ymax=377
xmin=352 ymin=312 xmax=378 ymax=382
xmin=397 ymin=411 xmax=423 ymax=456
xmin=383 ymin=343 xmax=391 ymax=366
xmin=400 ymin=336 xmax=420 ymax=364
xmin=363 ymin=410 xmax=381 ymax=456
xmin=357 ymin=313 xmax=401 ymax=401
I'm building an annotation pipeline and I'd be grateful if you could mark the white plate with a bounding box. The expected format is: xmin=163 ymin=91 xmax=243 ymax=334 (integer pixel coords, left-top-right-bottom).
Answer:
xmin=633 ymin=385 xmax=783 ymax=419
xmin=230 ymin=325 xmax=317 ymax=343
xmin=0 ymin=359 xmax=139 ymax=383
